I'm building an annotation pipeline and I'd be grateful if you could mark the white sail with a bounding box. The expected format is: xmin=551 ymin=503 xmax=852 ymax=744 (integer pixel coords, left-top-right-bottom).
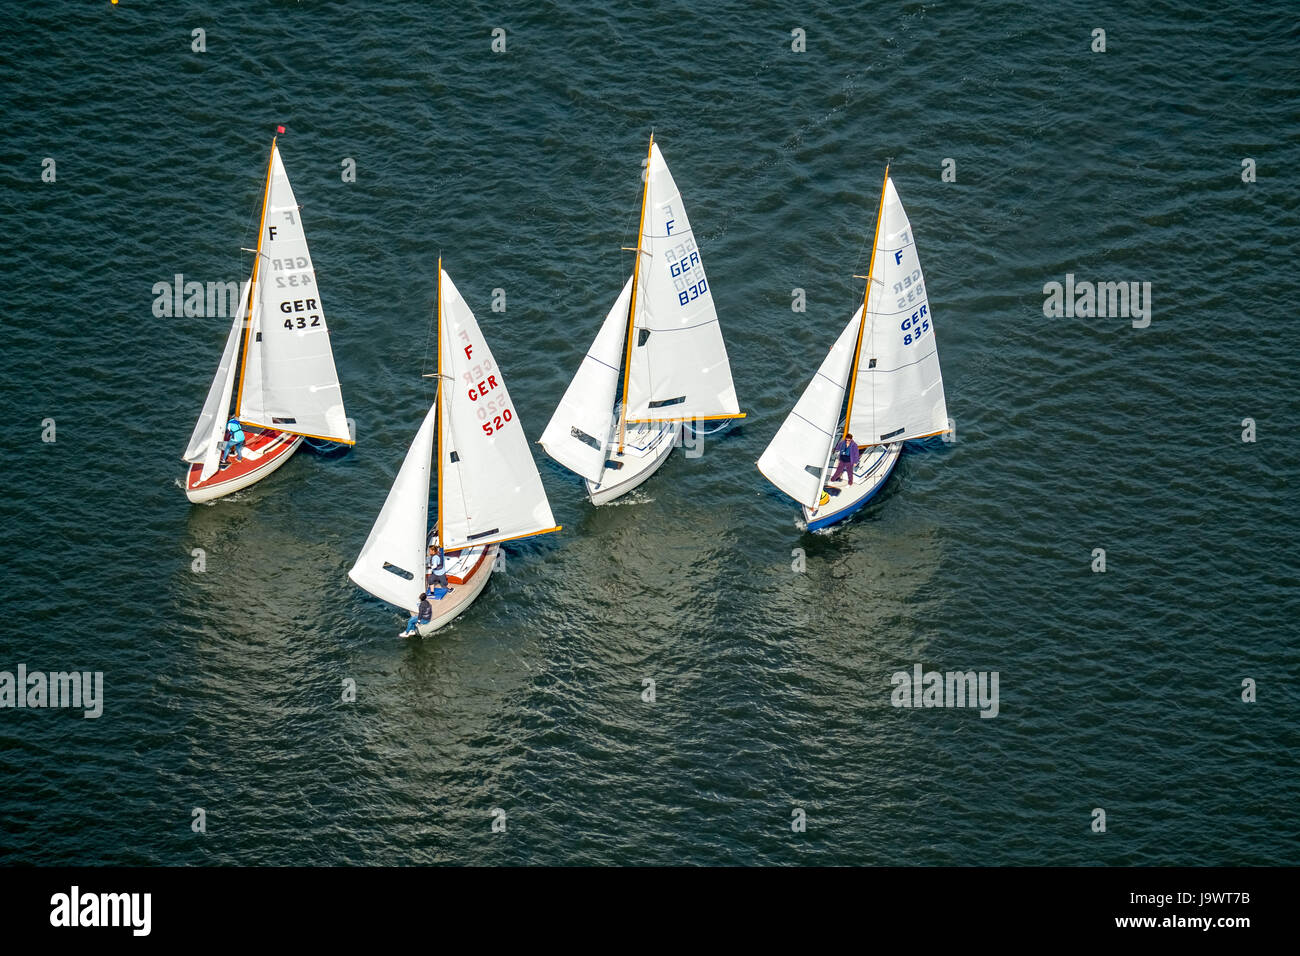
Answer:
xmin=237 ymin=144 xmax=351 ymax=442
xmin=437 ymin=269 xmax=558 ymax=551
xmin=183 ymin=284 xmax=249 ymax=480
xmin=847 ymin=176 xmax=948 ymax=445
xmin=348 ymin=403 xmax=437 ymax=614
xmin=625 ymin=141 xmax=740 ymax=423
xmin=538 ymin=275 xmax=631 ymax=482
xmin=756 ymin=309 xmax=861 ymax=507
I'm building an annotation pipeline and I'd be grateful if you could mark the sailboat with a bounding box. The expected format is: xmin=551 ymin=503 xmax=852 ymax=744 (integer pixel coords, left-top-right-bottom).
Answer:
xmin=757 ymin=168 xmax=948 ymax=531
xmin=348 ymin=261 xmax=560 ymax=636
xmin=539 ymin=134 xmax=744 ymax=505
xmin=182 ymin=130 xmax=352 ymax=503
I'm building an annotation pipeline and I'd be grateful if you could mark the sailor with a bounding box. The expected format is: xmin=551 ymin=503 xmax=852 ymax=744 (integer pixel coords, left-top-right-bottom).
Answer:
xmin=830 ymin=432 xmax=859 ymax=486
xmin=403 ymin=591 xmax=434 ymax=637
xmin=427 ymin=545 xmax=449 ymax=590
xmin=222 ymin=418 xmax=246 ymax=464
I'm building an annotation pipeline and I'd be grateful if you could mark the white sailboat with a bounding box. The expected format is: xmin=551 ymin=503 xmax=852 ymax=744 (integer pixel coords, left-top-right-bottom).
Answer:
xmin=182 ymin=131 xmax=352 ymax=502
xmin=757 ymin=168 xmax=948 ymax=531
xmin=348 ymin=261 xmax=560 ymax=636
xmin=539 ymin=134 xmax=744 ymax=505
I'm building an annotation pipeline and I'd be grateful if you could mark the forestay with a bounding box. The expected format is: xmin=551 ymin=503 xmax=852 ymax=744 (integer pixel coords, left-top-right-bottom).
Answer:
xmin=238 ymin=144 xmax=351 ymax=443
xmin=756 ymin=310 xmax=861 ymax=508
xmin=437 ymin=270 xmax=557 ymax=551
xmin=847 ymin=177 xmax=948 ymax=445
xmin=183 ymin=284 xmax=249 ymax=481
xmin=347 ymin=403 xmax=437 ymax=614
xmin=625 ymin=142 xmax=740 ymax=423
xmin=538 ymin=276 xmax=631 ymax=482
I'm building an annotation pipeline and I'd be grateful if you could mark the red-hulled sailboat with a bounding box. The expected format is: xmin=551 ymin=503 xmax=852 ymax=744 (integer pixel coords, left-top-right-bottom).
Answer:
xmin=182 ymin=128 xmax=352 ymax=503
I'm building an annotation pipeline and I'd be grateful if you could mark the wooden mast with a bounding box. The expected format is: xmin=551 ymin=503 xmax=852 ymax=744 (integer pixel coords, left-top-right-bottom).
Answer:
xmin=234 ymin=135 xmax=277 ymax=420
xmin=841 ymin=165 xmax=890 ymax=446
xmin=435 ymin=256 xmax=445 ymax=553
xmin=616 ymin=133 xmax=654 ymax=454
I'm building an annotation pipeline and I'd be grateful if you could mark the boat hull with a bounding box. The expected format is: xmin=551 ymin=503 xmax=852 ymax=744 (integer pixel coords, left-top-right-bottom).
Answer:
xmin=184 ymin=430 xmax=303 ymax=503
xmin=803 ymin=441 xmax=902 ymax=531
xmin=415 ymin=544 xmax=497 ymax=635
xmin=585 ymin=419 xmax=678 ymax=505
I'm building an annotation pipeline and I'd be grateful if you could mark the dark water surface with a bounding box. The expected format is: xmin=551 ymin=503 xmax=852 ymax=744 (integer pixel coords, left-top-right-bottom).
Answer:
xmin=1 ymin=1 xmax=1297 ymax=865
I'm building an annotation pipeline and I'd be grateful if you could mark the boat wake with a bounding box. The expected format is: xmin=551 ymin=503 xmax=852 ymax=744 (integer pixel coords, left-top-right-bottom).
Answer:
xmin=604 ymin=490 xmax=654 ymax=507
xmin=175 ymin=476 xmax=245 ymax=504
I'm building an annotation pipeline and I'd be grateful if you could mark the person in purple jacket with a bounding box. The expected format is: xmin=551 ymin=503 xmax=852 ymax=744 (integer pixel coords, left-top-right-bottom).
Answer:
xmin=830 ymin=433 xmax=860 ymax=485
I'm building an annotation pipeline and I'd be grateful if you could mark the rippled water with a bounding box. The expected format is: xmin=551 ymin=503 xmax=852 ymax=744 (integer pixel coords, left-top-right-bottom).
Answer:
xmin=1 ymin=1 xmax=1297 ymax=865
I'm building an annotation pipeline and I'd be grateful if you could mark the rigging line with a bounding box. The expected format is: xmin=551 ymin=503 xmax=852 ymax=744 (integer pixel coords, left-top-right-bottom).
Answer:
xmin=789 ymin=409 xmax=836 ymax=440
xmin=688 ymin=420 xmax=736 ymax=436
xmin=422 ymin=257 xmax=439 ymax=407
xmin=227 ymin=147 xmax=264 ymax=375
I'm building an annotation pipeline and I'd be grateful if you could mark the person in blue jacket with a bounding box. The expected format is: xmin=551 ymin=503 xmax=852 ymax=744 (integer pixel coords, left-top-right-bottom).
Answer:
xmin=427 ymin=545 xmax=449 ymax=590
xmin=830 ymin=432 xmax=859 ymax=485
xmin=222 ymin=418 xmax=246 ymax=465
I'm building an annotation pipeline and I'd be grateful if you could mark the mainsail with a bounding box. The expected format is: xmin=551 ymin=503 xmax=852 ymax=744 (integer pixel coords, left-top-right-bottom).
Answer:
xmin=437 ymin=269 xmax=559 ymax=551
xmin=346 ymin=403 xmax=437 ymax=613
xmin=624 ymin=141 xmax=741 ymax=424
xmin=537 ymin=276 xmax=631 ymax=482
xmin=755 ymin=310 xmax=861 ymax=507
xmin=183 ymin=283 xmax=250 ymax=481
xmin=846 ymin=177 xmax=948 ymax=445
xmin=350 ymin=266 xmax=559 ymax=614
xmin=238 ymin=144 xmax=351 ymax=443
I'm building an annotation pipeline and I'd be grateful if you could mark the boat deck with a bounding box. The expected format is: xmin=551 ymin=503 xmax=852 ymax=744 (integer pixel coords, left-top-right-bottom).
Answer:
xmin=804 ymin=441 xmax=902 ymax=529
xmin=185 ymin=428 xmax=301 ymax=502
xmin=424 ymin=530 xmax=490 ymax=587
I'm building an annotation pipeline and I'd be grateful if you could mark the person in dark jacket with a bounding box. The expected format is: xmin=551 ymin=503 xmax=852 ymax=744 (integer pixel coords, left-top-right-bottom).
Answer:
xmin=403 ymin=592 xmax=434 ymax=636
xmin=830 ymin=432 xmax=860 ymax=485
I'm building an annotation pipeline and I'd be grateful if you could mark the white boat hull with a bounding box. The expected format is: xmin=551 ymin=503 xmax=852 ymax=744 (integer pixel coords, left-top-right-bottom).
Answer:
xmin=803 ymin=441 xmax=902 ymax=530
xmin=585 ymin=419 xmax=678 ymax=505
xmin=413 ymin=543 xmax=498 ymax=636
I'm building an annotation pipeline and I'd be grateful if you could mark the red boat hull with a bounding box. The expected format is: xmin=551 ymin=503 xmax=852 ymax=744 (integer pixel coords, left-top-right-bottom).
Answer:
xmin=185 ymin=429 xmax=303 ymax=503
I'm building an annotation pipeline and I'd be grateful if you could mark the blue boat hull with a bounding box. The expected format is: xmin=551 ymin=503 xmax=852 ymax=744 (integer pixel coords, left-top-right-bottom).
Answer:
xmin=803 ymin=441 xmax=903 ymax=531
